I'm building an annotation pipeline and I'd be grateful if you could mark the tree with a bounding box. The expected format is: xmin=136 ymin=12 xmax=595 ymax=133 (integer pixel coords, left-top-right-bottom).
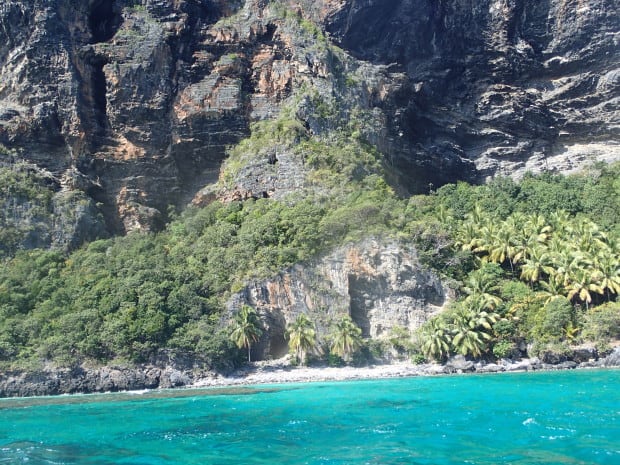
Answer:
xmin=419 ymin=317 xmax=451 ymax=362
xmin=593 ymin=253 xmax=620 ymax=301
xmin=520 ymin=246 xmax=553 ymax=285
xmin=286 ymin=314 xmax=316 ymax=365
xmin=532 ymin=296 xmax=575 ymax=343
xmin=537 ymin=274 xmax=566 ymax=304
xmin=230 ymin=305 xmax=263 ymax=362
xmin=566 ymin=268 xmax=604 ymax=310
xmin=486 ymin=223 xmax=516 ymax=272
xmin=330 ymin=315 xmax=362 ymax=362
xmin=463 ymin=264 xmax=503 ymax=309
xmin=450 ymin=304 xmax=491 ymax=358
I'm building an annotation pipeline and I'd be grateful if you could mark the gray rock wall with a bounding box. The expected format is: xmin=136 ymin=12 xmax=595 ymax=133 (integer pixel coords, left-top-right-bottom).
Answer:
xmin=1 ymin=0 xmax=618 ymax=238
xmin=321 ymin=0 xmax=619 ymax=182
xmin=229 ymin=239 xmax=449 ymax=359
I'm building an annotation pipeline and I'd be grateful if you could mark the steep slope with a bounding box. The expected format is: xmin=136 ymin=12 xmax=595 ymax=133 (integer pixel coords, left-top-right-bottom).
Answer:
xmin=1 ymin=0 xmax=617 ymax=242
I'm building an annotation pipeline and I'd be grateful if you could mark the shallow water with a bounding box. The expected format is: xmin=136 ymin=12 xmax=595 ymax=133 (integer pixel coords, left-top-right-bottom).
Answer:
xmin=1 ymin=369 xmax=618 ymax=464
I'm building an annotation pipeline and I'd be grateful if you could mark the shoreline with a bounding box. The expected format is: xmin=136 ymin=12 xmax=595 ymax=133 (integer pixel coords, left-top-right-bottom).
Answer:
xmin=189 ymin=353 xmax=618 ymax=389
xmin=2 ymin=348 xmax=619 ymax=398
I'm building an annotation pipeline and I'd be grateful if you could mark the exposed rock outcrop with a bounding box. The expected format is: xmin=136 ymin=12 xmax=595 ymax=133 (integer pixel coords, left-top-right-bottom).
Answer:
xmin=1 ymin=0 xmax=617 ymax=238
xmin=0 ymin=157 xmax=107 ymax=253
xmin=320 ymin=0 xmax=620 ymax=180
xmin=229 ymin=238 xmax=450 ymax=360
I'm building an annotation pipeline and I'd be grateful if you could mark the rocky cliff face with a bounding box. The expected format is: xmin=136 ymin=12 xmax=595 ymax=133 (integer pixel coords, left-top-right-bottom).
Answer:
xmin=229 ymin=239 xmax=449 ymax=360
xmin=1 ymin=0 xmax=617 ymax=238
xmin=320 ymin=0 xmax=620 ymax=180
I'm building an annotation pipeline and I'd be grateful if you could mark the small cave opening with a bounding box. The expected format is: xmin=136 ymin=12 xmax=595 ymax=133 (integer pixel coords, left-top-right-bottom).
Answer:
xmin=269 ymin=333 xmax=289 ymax=359
xmin=89 ymin=0 xmax=122 ymax=43
xmin=348 ymin=275 xmax=374 ymax=338
xmin=261 ymin=23 xmax=277 ymax=44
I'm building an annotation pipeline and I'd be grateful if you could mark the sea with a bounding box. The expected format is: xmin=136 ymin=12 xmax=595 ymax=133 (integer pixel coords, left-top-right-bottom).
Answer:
xmin=0 ymin=369 xmax=618 ymax=464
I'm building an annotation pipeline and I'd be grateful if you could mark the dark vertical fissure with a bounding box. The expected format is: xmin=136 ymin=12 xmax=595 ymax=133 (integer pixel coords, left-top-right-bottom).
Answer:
xmin=86 ymin=0 xmax=121 ymax=134
xmin=91 ymin=58 xmax=108 ymax=132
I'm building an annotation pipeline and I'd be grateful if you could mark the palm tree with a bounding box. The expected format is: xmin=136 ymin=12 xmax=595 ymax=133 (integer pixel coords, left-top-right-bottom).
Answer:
xmin=593 ymin=253 xmax=620 ymax=301
xmin=286 ymin=314 xmax=317 ymax=365
xmin=230 ymin=305 xmax=263 ymax=362
xmin=505 ymin=212 xmax=530 ymax=264
xmin=548 ymin=248 xmax=582 ymax=287
xmin=520 ymin=246 xmax=553 ymax=285
xmin=566 ymin=268 xmax=604 ymax=310
xmin=455 ymin=221 xmax=483 ymax=252
xmin=419 ymin=317 xmax=451 ymax=362
xmin=330 ymin=315 xmax=362 ymax=362
xmin=487 ymin=224 xmax=516 ymax=272
xmin=548 ymin=210 xmax=571 ymax=236
xmin=463 ymin=270 xmax=502 ymax=309
xmin=450 ymin=305 xmax=491 ymax=359
xmin=523 ymin=214 xmax=552 ymax=245
xmin=436 ymin=204 xmax=454 ymax=228
xmin=464 ymin=203 xmax=487 ymax=226
xmin=466 ymin=295 xmax=500 ymax=330
xmin=571 ymin=218 xmax=607 ymax=254
xmin=538 ymin=273 xmax=567 ymax=304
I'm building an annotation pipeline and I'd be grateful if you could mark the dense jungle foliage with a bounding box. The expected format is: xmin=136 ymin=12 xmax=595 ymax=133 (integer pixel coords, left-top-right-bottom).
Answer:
xmin=0 ymin=157 xmax=618 ymax=371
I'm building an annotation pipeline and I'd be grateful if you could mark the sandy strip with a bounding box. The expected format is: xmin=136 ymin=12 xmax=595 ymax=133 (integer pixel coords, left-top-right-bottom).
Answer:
xmin=191 ymin=361 xmax=457 ymax=388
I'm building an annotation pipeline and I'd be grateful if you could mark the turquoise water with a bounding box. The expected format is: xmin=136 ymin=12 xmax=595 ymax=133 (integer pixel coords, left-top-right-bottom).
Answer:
xmin=0 ymin=370 xmax=619 ymax=465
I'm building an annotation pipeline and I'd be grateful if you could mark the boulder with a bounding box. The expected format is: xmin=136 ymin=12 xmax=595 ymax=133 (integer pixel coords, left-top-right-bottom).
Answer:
xmin=603 ymin=347 xmax=620 ymax=367
xmin=445 ymin=355 xmax=475 ymax=373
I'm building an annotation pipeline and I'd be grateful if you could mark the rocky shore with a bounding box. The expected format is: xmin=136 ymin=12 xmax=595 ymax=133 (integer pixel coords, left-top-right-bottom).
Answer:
xmin=1 ymin=348 xmax=619 ymax=398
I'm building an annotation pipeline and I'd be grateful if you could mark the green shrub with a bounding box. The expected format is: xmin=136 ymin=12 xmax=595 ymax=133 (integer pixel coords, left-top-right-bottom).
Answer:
xmin=530 ymin=296 xmax=575 ymax=343
xmin=492 ymin=340 xmax=517 ymax=359
xmin=581 ymin=302 xmax=620 ymax=344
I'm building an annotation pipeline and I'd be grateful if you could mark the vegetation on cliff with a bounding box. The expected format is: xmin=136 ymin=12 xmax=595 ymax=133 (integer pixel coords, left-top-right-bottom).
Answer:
xmin=1 ymin=157 xmax=618 ymax=371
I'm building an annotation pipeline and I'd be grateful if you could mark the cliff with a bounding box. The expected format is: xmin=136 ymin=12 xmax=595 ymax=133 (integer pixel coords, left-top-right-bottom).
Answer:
xmin=0 ymin=1 xmax=618 ymax=390
xmin=229 ymin=239 xmax=449 ymax=360
xmin=1 ymin=0 xmax=617 ymax=239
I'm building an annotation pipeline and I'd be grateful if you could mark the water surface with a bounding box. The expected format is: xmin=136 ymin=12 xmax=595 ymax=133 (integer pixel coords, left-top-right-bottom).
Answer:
xmin=1 ymin=369 xmax=618 ymax=464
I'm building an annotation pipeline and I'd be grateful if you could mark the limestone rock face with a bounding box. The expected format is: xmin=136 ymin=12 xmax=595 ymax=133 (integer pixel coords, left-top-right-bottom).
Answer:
xmin=0 ymin=0 xmax=618 ymax=236
xmin=229 ymin=239 xmax=449 ymax=359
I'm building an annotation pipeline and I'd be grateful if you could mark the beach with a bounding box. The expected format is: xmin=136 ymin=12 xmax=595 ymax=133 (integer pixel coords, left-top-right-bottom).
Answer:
xmin=189 ymin=350 xmax=618 ymax=388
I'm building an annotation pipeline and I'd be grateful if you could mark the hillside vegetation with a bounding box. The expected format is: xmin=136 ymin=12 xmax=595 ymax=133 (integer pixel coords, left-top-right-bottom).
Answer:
xmin=1 ymin=153 xmax=618 ymax=370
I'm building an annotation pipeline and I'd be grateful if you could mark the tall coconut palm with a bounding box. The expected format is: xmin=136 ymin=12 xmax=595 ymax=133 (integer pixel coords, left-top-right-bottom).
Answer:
xmin=465 ymin=295 xmax=500 ymax=330
xmin=548 ymin=210 xmax=571 ymax=236
xmin=455 ymin=221 xmax=483 ymax=252
xmin=566 ymin=268 xmax=604 ymax=310
xmin=549 ymin=248 xmax=582 ymax=287
xmin=538 ymin=273 xmax=567 ymax=304
xmin=419 ymin=317 xmax=451 ymax=362
xmin=230 ymin=305 xmax=263 ymax=362
xmin=286 ymin=314 xmax=316 ymax=365
xmin=450 ymin=305 xmax=491 ymax=359
xmin=464 ymin=203 xmax=487 ymax=226
xmin=520 ymin=246 xmax=553 ymax=285
xmin=463 ymin=271 xmax=502 ymax=309
xmin=330 ymin=315 xmax=362 ymax=362
xmin=487 ymin=224 xmax=516 ymax=272
xmin=523 ymin=214 xmax=552 ymax=245
xmin=571 ymin=218 xmax=606 ymax=254
xmin=592 ymin=254 xmax=620 ymax=301
xmin=506 ymin=212 xmax=531 ymax=264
